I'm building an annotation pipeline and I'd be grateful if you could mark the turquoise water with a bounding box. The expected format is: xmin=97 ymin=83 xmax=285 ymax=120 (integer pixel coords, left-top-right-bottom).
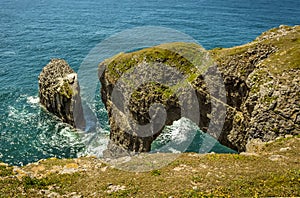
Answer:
xmin=0 ymin=0 xmax=299 ymax=165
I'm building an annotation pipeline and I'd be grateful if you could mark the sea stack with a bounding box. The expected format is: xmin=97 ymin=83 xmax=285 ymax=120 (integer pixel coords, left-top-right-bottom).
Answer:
xmin=38 ymin=59 xmax=85 ymax=129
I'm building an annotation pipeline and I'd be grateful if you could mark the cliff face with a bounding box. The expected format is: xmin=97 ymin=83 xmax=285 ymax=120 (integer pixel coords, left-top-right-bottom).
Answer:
xmin=211 ymin=25 xmax=300 ymax=150
xmin=39 ymin=59 xmax=85 ymax=129
xmin=99 ymin=43 xmax=209 ymax=156
xmin=99 ymin=25 xmax=300 ymax=154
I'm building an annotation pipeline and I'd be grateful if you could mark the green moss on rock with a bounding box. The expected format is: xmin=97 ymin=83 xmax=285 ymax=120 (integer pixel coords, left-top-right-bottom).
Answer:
xmin=0 ymin=164 xmax=14 ymax=177
xmin=254 ymin=25 xmax=300 ymax=75
xmin=103 ymin=42 xmax=209 ymax=83
xmin=59 ymin=80 xmax=74 ymax=99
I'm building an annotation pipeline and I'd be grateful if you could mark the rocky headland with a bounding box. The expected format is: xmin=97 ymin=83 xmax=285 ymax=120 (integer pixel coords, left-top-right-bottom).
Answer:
xmin=99 ymin=25 xmax=300 ymax=155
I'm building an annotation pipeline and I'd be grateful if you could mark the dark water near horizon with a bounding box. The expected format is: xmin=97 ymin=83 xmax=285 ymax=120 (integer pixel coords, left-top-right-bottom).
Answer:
xmin=0 ymin=0 xmax=299 ymax=165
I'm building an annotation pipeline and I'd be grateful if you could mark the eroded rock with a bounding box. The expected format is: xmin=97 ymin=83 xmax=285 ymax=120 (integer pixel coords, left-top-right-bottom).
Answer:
xmin=99 ymin=25 xmax=300 ymax=155
xmin=39 ymin=59 xmax=85 ymax=129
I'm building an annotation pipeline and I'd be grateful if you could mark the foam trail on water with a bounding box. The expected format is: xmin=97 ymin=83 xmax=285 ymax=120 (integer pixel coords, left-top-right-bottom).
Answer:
xmin=77 ymin=127 xmax=109 ymax=158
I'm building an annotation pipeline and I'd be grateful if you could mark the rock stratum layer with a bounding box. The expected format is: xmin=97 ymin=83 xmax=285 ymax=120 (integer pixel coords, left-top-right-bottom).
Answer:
xmin=99 ymin=25 xmax=300 ymax=154
xmin=39 ymin=59 xmax=85 ymax=129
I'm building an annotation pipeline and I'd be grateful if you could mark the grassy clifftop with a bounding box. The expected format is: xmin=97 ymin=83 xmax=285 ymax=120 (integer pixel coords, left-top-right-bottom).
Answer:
xmin=102 ymin=42 xmax=211 ymax=84
xmin=211 ymin=25 xmax=300 ymax=76
xmin=0 ymin=136 xmax=299 ymax=197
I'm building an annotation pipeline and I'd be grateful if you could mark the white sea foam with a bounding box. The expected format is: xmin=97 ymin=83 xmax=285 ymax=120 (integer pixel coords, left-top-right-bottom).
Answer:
xmin=7 ymin=106 xmax=17 ymax=118
xmin=8 ymin=105 xmax=35 ymax=123
xmin=77 ymin=126 xmax=109 ymax=158
xmin=3 ymin=51 xmax=16 ymax=56
xmin=27 ymin=96 xmax=40 ymax=105
xmin=152 ymin=117 xmax=198 ymax=153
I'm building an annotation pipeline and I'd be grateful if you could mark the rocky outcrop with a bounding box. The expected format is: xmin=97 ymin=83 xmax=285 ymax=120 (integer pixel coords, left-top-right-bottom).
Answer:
xmin=99 ymin=25 xmax=300 ymax=154
xmin=99 ymin=43 xmax=205 ymax=156
xmin=211 ymin=25 xmax=300 ymax=151
xmin=39 ymin=59 xmax=85 ymax=129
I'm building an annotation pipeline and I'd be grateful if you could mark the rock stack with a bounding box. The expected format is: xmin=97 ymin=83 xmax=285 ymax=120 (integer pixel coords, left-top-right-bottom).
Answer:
xmin=39 ymin=59 xmax=85 ymax=129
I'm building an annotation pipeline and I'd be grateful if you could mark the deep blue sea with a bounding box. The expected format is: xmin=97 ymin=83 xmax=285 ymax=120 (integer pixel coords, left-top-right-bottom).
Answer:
xmin=0 ymin=0 xmax=299 ymax=166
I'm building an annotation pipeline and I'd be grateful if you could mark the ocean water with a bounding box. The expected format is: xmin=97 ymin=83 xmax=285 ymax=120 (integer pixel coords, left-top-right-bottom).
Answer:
xmin=0 ymin=0 xmax=299 ymax=165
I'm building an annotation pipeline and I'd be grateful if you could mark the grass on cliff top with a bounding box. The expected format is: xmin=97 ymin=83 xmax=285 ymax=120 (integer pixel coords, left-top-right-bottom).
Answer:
xmin=261 ymin=26 xmax=300 ymax=75
xmin=1 ymin=136 xmax=299 ymax=197
xmin=102 ymin=42 xmax=211 ymax=83
xmin=210 ymin=25 xmax=300 ymax=76
xmin=102 ymin=42 xmax=213 ymax=103
xmin=103 ymin=25 xmax=300 ymax=83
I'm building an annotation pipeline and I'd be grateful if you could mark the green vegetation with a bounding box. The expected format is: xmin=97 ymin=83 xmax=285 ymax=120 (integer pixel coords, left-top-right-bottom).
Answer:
xmin=262 ymin=95 xmax=278 ymax=105
xmin=131 ymin=82 xmax=174 ymax=100
xmin=248 ymin=69 xmax=273 ymax=94
xmin=260 ymin=26 xmax=300 ymax=75
xmin=0 ymin=164 xmax=14 ymax=177
xmin=1 ymin=26 xmax=299 ymax=197
xmin=151 ymin=169 xmax=161 ymax=176
xmin=211 ymin=44 xmax=250 ymax=60
xmin=23 ymin=176 xmax=56 ymax=190
xmin=59 ymin=80 xmax=73 ymax=99
xmin=103 ymin=42 xmax=210 ymax=83
xmin=0 ymin=136 xmax=299 ymax=197
xmin=211 ymin=25 xmax=300 ymax=77
xmin=103 ymin=42 xmax=212 ymax=103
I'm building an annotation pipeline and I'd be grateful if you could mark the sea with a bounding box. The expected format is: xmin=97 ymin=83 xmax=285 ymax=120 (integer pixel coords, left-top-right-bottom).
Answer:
xmin=0 ymin=0 xmax=299 ymax=166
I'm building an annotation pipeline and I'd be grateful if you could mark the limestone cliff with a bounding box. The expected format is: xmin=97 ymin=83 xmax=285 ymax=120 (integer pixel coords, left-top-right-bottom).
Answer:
xmin=211 ymin=25 xmax=300 ymax=151
xmin=39 ymin=59 xmax=85 ymax=129
xmin=99 ymin=25 xmax=300 ymax=154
